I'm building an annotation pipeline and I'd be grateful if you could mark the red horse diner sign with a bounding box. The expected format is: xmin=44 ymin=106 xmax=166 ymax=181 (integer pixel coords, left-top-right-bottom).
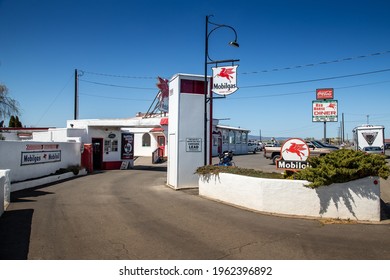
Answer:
xmin=276 ymin=138 xmax=310 ymax=170
xmin=212 ymin=65 xmax=238 ymax=96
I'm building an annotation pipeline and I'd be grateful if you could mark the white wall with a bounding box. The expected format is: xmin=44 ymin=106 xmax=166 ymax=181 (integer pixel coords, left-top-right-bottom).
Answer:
xmin=199 ymin=173 xmax=381 ymax=221
xmin=0 ymin=141 xmax=81 ymax=184
xmin=0 ymin=169 xmax=11 ymax=217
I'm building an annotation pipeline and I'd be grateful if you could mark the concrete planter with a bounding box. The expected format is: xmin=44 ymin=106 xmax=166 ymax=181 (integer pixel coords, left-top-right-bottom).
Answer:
xmin=199 ymin=173 xmax=381 ymax=222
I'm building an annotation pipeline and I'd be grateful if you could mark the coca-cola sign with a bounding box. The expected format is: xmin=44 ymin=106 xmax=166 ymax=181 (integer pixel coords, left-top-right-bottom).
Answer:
xmin=316 ymin=88 xmax=334 ymax=100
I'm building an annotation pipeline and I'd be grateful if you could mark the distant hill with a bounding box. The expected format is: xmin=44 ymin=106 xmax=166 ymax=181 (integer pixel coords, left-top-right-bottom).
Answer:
xmin=248 ymin=135 xmax=289 ymax=142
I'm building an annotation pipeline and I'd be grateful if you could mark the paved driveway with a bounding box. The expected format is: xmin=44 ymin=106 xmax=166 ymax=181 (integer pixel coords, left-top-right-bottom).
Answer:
xmin=1 ymin=161 xmax=390 ymax=260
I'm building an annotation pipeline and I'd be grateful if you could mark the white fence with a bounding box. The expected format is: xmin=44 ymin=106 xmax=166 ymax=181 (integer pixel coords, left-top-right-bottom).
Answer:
xmin=0 ymin=141 xmax=81 ymax=188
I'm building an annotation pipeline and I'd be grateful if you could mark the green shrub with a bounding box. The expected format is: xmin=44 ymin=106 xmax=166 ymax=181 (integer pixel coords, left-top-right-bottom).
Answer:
xmin=196 ymin=165 xmax=284 ymax=179
xmin=290 ymin=149 xmax=390 ymax=188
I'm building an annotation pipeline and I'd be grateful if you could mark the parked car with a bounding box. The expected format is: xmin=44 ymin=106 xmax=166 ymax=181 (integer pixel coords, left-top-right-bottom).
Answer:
xmin=385 ymin=143 xmax=390 ymax=150
xmin=362 ymin=146 xmax=384 ymax=155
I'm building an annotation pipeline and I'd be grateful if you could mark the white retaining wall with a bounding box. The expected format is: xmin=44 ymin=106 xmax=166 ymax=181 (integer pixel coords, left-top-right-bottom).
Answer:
xmin=0 ymin=141 xmax=81 ymax=187
xmin=199 ymin=173 xmax=381 ymax=222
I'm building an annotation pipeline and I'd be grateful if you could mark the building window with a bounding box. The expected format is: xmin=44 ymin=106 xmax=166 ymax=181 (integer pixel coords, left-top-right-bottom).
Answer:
xmin=111 ymin=140 xmax=118 ymax=151
xmin=104 ymin=139 xmax=119 ymax=152
xmin=222 ymin=130 xmax=228 ymax=144
xmin=229 ymin=131 xmax=235 ymax=144
xmin=242 ymin=132 xmax=248 ymax=144
xmin=104 ymin=140 xmax=111 ymax=152
xmin=236 ymin=131 xmax=241 ymax=144
xmin=142 ymin=133 xmax=151 ymax=147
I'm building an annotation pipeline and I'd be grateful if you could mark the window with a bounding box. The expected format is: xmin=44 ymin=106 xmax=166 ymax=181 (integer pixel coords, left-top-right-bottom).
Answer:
xmin=104 ymin=139 xmax=118 ymax=152
xmin=111 ymin=140 xmax=118 ymax=151
xmin=242 ymin=132 xmax=248 ymax=144
xmin=222 ymin=130 xmax=229 ymax=144
xmin=142 ymin=133 xmax=151 ymax=147
xmin=236 ymin=131 xmax=241 ymax=144
xmin=104 ymin=140 xmax=110 ymax=152
xmin=229 ymin=131 xmax=235 ymax=144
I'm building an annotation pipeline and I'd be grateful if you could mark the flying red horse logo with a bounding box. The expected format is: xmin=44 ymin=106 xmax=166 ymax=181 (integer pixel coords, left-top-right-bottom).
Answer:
xmin=327 ymin=103 xmax=336 ymax=110
xmin=283 ymin=142 xmax=307 ymax=160
xmin=215 ymin=67 xmax=235 ymax=82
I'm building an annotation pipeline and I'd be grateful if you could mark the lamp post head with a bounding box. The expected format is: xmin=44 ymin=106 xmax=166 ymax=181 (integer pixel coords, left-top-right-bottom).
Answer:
xmin=228 ymin=40 xmax=239 ymax=48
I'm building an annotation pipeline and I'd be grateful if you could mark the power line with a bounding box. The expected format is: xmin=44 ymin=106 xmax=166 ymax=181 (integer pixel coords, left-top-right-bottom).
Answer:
xmin=80 ymin=70 xmax=157 ymax=79
xmin=240 ymin=68 xmax=390 ymax=88
xmin=231 ymin=80 xmax=390 ymax=100
xmin=79 ymin=92 xmax=152 ymax=101
xmin=241 ymin=50 xmax=390 ymax=74
xmin=79 ymin=79 xmax=155 ymax=90
xmin=35 ymin=73 xmax=74 ymax=126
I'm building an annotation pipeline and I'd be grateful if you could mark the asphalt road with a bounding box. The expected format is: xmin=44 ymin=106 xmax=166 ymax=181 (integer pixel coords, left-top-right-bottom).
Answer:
xmin=1 ymin=154 xmax=390 ymax=260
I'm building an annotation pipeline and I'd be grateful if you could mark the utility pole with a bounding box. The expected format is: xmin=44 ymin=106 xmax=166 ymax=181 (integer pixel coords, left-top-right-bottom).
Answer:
xmin=74 ymin=69 xmax=79 ymax=120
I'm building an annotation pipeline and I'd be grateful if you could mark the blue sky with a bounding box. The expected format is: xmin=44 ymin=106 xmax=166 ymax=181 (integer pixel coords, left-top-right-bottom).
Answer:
xmin=1 ymin=0 xmax=390 ymax=140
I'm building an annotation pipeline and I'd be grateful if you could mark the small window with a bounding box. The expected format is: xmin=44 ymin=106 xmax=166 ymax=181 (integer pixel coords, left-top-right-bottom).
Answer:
xmin=104 ymin=140 xmax=111 ymax=152
xmin=142 ymin=133 xmax=151 ymax=147
xmin=111 ymin=140 xmax=118 ymax=152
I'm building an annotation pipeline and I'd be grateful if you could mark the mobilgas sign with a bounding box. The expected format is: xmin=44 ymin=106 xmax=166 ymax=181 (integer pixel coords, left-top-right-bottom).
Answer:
xmin=212 ymin=65 xmax=238 ymax=96
xmin=276 ymin=138 xmax=310 ymax=170
xmin=21 ymin=151 xmax=61 ymax=165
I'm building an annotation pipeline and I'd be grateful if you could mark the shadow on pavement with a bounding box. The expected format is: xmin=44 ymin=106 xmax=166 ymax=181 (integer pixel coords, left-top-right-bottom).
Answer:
xmin=0 ymin=209 xmax=33 ymax=260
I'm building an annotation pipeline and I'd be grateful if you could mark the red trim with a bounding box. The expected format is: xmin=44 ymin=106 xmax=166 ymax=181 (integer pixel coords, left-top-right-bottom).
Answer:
xmin=209 ymin=78 xmax=213 ymax=165
xmin=160 ymin=117 xmax=168 ymax=125
xmin=150 ymin=127 xmax=164 ymax=132
xmin=102 ymin=161 xmax=122 ymax=170
xmin=0 ymin=127 xmax=52 ymax=131
xmin=180 ymin=79 xmax=206 ymax=94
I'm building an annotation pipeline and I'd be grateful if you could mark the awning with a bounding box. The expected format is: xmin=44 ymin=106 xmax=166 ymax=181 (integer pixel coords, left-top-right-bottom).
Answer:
xmin=160 ymin=117 xmax=168 ymax=125
xmin=150 ymin=127 xmax=164 ymax=132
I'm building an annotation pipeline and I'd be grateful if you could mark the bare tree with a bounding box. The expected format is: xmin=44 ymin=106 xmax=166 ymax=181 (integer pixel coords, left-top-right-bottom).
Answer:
xmin=0 ymin=84 xmax=20 ymax=119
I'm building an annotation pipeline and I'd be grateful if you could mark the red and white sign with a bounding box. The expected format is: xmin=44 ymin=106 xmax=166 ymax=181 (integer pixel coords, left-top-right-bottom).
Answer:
xmin=276 ymin=138 xmax=310 ymax=170
xmin=316 ymin=88 xmax=334 ymax=100
xmin=281 ymin=138 xmax=310 ymax=162
xmin=312 ymin=100 xmax=338 ymax=122
xmin=212 ymin=65 xmax=238 ymax=96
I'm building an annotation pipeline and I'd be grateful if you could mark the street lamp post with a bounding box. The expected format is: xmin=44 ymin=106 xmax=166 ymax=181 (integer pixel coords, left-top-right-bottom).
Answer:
xmin=204 ymin=15 xmax=239 ymax=166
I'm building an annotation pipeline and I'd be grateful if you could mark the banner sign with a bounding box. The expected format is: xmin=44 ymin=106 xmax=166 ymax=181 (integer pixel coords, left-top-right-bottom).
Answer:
xmin=312 ymin=100 xmax=338 ymax=122
xmin=212 ymin=65 xmax=238 ymax=96
xmin=121 ymin=133 xmax=134 ymax=160
xmin=316 ymin=88 xmax=334 ymax=100
xmin=21 ymin=151 xmax=61 ymax=166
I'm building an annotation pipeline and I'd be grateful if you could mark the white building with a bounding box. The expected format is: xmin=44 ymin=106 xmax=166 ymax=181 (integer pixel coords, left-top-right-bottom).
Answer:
xmin=26 ymin=114 xmax=249 ymax=171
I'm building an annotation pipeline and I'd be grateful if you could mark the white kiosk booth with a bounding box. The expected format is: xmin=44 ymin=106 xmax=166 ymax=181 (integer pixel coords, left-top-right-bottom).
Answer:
xmin=167 ymin=74 xmax=211 ymax=189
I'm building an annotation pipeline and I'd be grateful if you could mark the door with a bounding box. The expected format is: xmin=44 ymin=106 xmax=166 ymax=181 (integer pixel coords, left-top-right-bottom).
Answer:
xmin=92 ymin=138 xmax=103 ymax=170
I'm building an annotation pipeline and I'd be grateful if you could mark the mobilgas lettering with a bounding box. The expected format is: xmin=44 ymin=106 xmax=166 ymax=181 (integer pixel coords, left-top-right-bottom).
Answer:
xmin=213 ymin=83 xmax=237 ymax=91
xmin=277 ymin=160 xmax=309 ymax=170
xmin=23 ymin=154 xmax=41 ymax=163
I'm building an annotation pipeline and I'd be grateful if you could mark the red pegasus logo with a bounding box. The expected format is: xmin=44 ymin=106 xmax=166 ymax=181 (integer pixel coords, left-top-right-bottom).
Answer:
xmin=283 ymin=142 xmax=307 ymax=160
xmin=215 ymin=67 xmax=235 ymax=82
xmin=327 ymin=103 xmax=336 ymax=110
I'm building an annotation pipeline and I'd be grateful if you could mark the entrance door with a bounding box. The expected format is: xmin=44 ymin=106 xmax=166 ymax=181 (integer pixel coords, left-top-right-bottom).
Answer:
xmin=157 ymin=135 xmax=165 ymax=156
xmin=92 ymin=138 xmax=103 ymax=170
